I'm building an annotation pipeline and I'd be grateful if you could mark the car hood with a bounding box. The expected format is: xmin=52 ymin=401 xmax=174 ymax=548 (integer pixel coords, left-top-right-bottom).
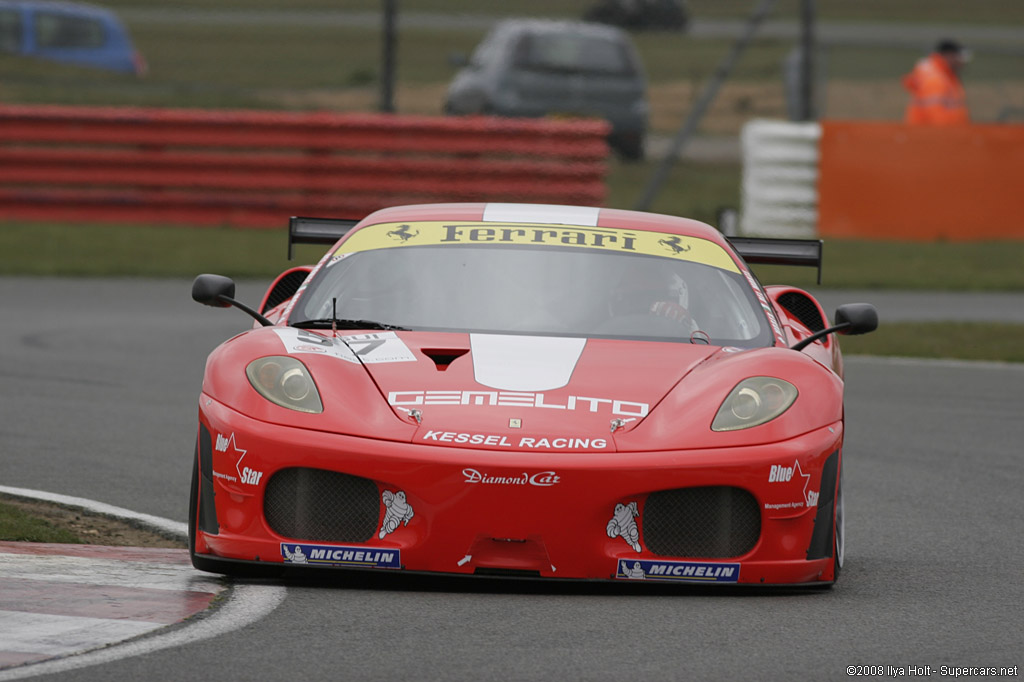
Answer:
xmin=204 ymin=328 xmax=841 ymax=453
xmin=361 ymin=332 xmax=715 ymax=448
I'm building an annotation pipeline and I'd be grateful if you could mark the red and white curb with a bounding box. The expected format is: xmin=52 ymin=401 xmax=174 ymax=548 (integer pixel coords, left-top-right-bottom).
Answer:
xmin=0 ymin=486 xmax=285 ymax=680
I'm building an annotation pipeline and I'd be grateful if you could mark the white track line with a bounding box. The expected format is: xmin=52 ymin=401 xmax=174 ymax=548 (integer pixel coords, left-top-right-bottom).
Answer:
xmin=0 ymin=553 xmax=224 ymax=593
xmin=0 ymin=487 xmax=286 ymax=681
xmin=0 ymin=583 xmax=286 ymax=681
xmin=0 ymin=611 xmax=160 ymax=657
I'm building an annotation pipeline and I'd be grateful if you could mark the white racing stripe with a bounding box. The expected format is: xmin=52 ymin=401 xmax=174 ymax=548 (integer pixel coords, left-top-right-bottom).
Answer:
xmin=470 ymin=334 xmax=586 ymax=391
xmin=482 ymin=203 xmax=600 ymax=226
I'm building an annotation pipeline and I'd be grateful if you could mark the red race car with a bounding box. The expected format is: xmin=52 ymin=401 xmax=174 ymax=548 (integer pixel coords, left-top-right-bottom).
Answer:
xmin=189 ymin=202 xmax=877 ymax=586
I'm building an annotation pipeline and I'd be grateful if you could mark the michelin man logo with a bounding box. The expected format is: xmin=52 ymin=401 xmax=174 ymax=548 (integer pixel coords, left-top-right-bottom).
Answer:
xmin=621 ymin=560 xmax=646 ymax=580
xmin=606 ymin=501 xmax=641 ymax=553
xmin=379 ymin=490 xmax=415 ymax=539
xmin=282 ymin=544 xmax=308 ymax=564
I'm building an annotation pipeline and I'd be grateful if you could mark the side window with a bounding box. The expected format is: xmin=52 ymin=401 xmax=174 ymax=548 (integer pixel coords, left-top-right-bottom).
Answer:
xmin=581 ymin=37 xmax=636 ymax=76
xmin=469 ymin=34 xmax=498 ymax=69
xmin=510 ymin=35 xmax=534 ymax=68
xmin=0 ymin=9 xmax=21 ymax=53
xmin=35 ymin=12 xmax=106 ymax=49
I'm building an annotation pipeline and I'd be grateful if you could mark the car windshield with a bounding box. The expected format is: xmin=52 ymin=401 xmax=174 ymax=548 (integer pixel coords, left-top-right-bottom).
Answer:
xmin=291 ymin=223 xmax=773 ymax=348
xmin=514 ymin=32 xmax=635 ymax=76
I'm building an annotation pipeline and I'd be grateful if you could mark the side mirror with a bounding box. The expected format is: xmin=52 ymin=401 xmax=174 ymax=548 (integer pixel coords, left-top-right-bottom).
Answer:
xmin=834 ymin=303 xmax=879 ymax=336
xmin=192 ymin=273 xmax=235 ymax=308
xmin=791 ymin=302 xmax=878 ymax=352
xmin=191 ymin=274 xmax=273 ymax=327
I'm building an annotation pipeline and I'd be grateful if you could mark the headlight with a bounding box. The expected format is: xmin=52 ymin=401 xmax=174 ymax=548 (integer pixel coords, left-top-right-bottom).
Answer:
xmin=246 ymin=356 xmax=323 ymax=413
xmin=711 ymin=377 xmax=797 ymax=431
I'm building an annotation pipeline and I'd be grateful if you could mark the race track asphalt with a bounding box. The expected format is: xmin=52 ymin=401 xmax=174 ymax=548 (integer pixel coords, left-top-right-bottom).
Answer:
xmin=1 ymin=277 xmax=1021 ymax=681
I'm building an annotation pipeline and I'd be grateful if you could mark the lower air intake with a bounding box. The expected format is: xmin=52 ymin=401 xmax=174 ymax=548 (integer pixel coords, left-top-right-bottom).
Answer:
xmin=473 ymin=568 xmax=542 ymax=578
xmin=264 ymin=467 xmax=379 ymax=543
xmin=643 ymin=486 xmax=760 ymax=558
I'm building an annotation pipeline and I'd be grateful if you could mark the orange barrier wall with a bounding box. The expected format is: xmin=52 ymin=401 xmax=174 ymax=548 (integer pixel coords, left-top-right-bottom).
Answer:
xmin=817 ymin=121 xmax=1024 ymax=240
xmin=0 ymin=104 xmax=610 ymax=228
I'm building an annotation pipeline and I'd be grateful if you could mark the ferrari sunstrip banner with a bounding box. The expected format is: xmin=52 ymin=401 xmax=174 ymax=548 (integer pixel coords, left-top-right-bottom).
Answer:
xmin=333 ymin=221 xmax=741 ymax=274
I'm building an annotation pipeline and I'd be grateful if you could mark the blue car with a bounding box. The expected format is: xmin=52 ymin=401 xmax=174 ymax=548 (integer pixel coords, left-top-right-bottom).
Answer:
xmin=0 ymin=0 xmax=146 ymax=75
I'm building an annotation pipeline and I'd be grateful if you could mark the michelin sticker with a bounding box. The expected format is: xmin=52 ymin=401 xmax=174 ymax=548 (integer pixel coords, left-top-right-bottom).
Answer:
xmin=615 ymin=559 xmax=740 ymax=583
xmin=620 ymin=560 xmax=647 ymax=579
xmin=606 ymin=501 xmax=642 ymax=553
xmin=282 ymin=545 xmax=308 ymax=564
xmin=281 ymin=543 xmax=401 ymax=569
xmin=379 ymin=490 xmax=414 ymax=539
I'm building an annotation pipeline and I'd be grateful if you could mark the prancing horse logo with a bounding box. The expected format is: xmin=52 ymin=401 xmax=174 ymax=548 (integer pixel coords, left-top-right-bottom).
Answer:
xmin=658 ymin=236 xmax=691 ymax=255
xmin=388 ymin=224 xmax=419 ymax=242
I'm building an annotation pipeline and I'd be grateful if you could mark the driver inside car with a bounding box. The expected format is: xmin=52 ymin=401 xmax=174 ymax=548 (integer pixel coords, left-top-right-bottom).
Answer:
xmin=607 ymin=261 xmax=700 ymax=334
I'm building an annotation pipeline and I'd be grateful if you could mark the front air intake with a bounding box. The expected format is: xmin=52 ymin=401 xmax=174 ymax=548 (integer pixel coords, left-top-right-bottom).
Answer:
xmin=643 ymin=486 xmax=760 ymax=558
xmin=778 ymin=291 xmax=826 ymax=332
xmin=264 ymin=467 xmax=379 ymax=543
xmin=473 ymin=568 xmax=542 ymax=578
xmin=260 ymin=270 xmax=309 ymax=313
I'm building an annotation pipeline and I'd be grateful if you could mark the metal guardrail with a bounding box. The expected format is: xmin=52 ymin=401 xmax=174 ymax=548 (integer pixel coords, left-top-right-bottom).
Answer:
xmin=0 ymin=104 xmax=610 ymax=228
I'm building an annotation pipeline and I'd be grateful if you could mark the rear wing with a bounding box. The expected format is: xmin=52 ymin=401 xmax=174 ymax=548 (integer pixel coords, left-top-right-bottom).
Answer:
xmin=726 ymin=236 xmax=823 ymax=285
xmin=288 ymin=216 xmax=360 ymax=260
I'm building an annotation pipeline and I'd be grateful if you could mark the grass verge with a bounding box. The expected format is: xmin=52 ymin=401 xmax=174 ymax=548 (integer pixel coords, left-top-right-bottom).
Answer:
xmin=0 ymin=500 xmax=81 ymax=543
xmin=96 ymin=0 xmax=1024 ymax=24
xmin=840 ymin=322 xmax=1024 ymax=363
xmin=0 ymin=495 xmax=184 ymax=546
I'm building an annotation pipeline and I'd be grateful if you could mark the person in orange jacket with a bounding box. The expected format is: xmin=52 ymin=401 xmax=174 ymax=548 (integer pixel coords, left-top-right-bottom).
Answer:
xmin=902 ymin=39 xmax=971 ymax=125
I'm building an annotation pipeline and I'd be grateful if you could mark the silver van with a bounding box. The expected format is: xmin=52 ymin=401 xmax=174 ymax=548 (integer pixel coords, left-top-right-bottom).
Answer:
xmin=444 ymin=19 xmax=649 ymax=160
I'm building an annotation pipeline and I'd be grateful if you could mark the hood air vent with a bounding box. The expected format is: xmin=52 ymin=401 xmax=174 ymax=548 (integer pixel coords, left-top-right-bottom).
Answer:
xmin=422 ymin=348 xmax=469 ymax=371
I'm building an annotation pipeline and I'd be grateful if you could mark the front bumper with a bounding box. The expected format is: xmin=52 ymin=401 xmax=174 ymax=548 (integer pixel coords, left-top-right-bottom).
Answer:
xmin=193 ymin=394 xmax=842 ymax=586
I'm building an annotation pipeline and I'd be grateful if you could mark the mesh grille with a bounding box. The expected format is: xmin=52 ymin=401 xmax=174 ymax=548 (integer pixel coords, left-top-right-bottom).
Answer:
xmin=643 ymin=486 xmax=760 ymax=558
xmin=778 ymin=291 xmax=826 ymax=332
xmin=261 ymin=270 xmax=308 ymax=313
xmin=264 ymin=467 xmax=379 ymax=543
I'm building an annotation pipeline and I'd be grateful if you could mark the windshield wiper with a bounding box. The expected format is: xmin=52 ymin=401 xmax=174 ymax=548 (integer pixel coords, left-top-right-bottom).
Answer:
xmin=291 ymin=318 xmax=409 ymax=331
